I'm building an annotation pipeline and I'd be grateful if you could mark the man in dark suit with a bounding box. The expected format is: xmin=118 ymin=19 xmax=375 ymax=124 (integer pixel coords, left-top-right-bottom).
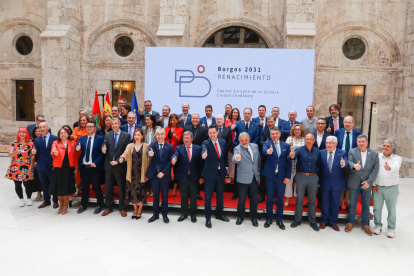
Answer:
xmin=281 ymin=109 xmax=301 ymax=139
xmin=139 ymin=100 xmax=160 ymax=123
xmin=216 ymin=114 xmax=232 ymax=152
xmin=101 ymin=118 xmax=130 ymax=217
xmin=324 ymin=104 xmax=344 ymax=135
xmin=178 ymin=103 xmax=192 ymax=128
xmin=262 ymin=127 xmax=292 ymax=230
xmin=252 ymin=105 xmax=268 ymax=130
xmin=319 ymin=136 xmax=349 ymax=231
xmin=159 ymin=105 xmax=171 ymax=128
xmin=271 ymin=107 xmax=285 ymax=130
xmin=27 ymin=114 xmax=51 ymax=136
xmin=199 ymin=105 xmax=216 ymax=127
xmin=171 ymin=131 xmax=203 ymax=223
xmin=201 ymin=125 xmax=229 ymax=228
xmin=75 ymin=121 xmax=105 ymax=214
xmin=111 ymin=106 xmax=127 ymax=125
xmin=32 ymin=122 xmax=58 ymax=209
xmin=120 ymin=112 xmax=142 ymax=141
xmin=146 ymin=128 xmax=175 ymax=223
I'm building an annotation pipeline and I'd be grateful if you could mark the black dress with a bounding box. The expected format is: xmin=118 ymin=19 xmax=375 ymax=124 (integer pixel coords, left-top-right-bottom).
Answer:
xmin=50 ymin=146 xmax=76 ymax=196
xmin=125 ymin=147 xmax=146 ymax=204
xmin=30 ymin=151 xmax=42 ymax=192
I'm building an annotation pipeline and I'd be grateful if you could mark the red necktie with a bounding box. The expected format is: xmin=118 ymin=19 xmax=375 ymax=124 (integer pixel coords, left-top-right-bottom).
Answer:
xmin=214 ymin=142 xmax=220 ymax=168
xmin=186 ymin=146 xmax=191 ymax=174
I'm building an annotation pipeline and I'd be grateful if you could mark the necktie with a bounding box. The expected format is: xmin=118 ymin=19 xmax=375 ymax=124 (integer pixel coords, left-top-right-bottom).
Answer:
xmin=114 ymin=133 xmax=118 ymax=148
xmin=245 ymin=122 xmax=249 ymax=131
xmin=186 ymin=146 xmax=191 ymax=162
xmin=214 ymin=142 xmax=220 ymax=168
xmin=290 ymin=122 xmax=293 ymax=128
xmin=86 ymin=137 xmax=92 ymax=163
xmin=219 ymin=127 xmax=222 ymax=135
xmin=43 ymin=136 xmax=46 ymax=147
xmin=129 ymin=125 xmax=133 ymax=140
xmin=334 ymin=118 xmax=338 ymax=132
xmin=261 ymin=118 xmax=264 ymax=128
xmin=328 ymin=152 xmax=333 ymax=173
xmin=275 ymin=142 xmax=280 ymax=173
xmin=244 ymin=146 xmax=252 ymax=160
xmin=159 ymin=143 xmax=163 ymax=155
xmin=345 ymin=132 xmax=350 ymax=152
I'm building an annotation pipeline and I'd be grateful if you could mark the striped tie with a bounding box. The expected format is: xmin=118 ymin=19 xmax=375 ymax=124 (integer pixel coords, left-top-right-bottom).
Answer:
xmin=328 ymin=152 xmax=333 ymax=173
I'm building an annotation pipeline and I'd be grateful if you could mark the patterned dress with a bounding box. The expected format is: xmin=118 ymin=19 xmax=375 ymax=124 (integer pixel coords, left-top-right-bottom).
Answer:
xmin=125 ymin=146 xmax=146 ymax=204
xmin=5 ymin=141 xmax=34 ymax=181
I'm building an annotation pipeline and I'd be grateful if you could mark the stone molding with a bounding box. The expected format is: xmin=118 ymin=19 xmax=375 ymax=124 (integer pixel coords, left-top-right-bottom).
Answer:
xmin=0 ymin=17 xmax=46 ymax=35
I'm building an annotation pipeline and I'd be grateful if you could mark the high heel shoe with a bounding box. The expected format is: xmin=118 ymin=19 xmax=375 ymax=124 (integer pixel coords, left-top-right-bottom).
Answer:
xmin=132 ymin=213 xmax=137 ymax=219
xmin=284 ymin=197 xmax=290 ymax=207
xmin=136 ymin=213 xmax=142 ymax=219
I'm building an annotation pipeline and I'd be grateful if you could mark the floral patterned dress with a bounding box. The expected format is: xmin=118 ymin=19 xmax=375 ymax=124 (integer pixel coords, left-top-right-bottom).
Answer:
xmin=5 ymin=141 xmax=34 ymax=181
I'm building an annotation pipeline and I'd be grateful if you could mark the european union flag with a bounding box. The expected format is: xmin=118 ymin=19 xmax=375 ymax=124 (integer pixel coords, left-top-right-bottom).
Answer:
xmin=131 ymin=91 xmax=140 ymax=125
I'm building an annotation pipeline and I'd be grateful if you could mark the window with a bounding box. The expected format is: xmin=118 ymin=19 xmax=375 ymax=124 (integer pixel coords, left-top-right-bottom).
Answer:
xmin=112 ymin=81 xmax=136 ymax=108
xmin=337 ymin=85 xmax=365 ymax=132
xmin=203 ymin=27 xmax=268 ymax=48
xmin=16 ymin=80 xmax=35 ymax=121
xmin=15 ymin=36 xmax=33 ymax=56
xmin=343 ymin=38 xmax=365 ymax=60
xmin=114 ymin=36 xmax=134 ymax=57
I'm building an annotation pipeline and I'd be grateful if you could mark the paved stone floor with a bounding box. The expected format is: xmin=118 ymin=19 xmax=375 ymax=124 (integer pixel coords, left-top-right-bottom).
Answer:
xmin=0 ymin=155 xmax=413 ymax=276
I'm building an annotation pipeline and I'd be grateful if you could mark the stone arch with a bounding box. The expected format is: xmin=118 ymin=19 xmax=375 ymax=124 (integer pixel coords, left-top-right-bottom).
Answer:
xmin=315 ymin=21 xmax=402 ymax=64
xmin=87 ymin=19 xmax=157 ymax=57
xmin=0 ymin=17 xmax=46 ymax=35
xmin=194 ymin=18 xmax=281 ymax=48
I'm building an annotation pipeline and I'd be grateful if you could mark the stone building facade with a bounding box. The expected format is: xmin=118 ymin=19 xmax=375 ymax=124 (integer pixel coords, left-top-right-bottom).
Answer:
xmin=0 ymin=0 xmax=412 ymax=175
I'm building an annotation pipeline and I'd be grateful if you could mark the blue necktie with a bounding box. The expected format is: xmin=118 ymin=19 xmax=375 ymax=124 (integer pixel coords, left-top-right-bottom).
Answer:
xmin=159 ymin=143 xmax=163 ymax=156
xmin=328 ymin=152 xmax=333 ymax=173
xmin=114 ymin=133 xmax=118 ymax=148
xmin=274 ymin=142 xmax=280 ymax=173
xmin=43 ymin=136 xmax=46 ymax=147
xmin=86 ymin=137 xmax=92 ymax=163
xmin=129 ymin=125 xmax=133 ymax=140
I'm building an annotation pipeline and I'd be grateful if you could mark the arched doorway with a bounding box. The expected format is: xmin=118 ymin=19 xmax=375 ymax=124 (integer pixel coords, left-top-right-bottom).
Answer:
xmin=203 ymin=26 xmax=268 ymax=48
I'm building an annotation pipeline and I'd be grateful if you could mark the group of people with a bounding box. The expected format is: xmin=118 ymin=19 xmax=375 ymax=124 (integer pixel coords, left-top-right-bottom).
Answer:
xmin=5 ymin=101 xmax=401 ymax=238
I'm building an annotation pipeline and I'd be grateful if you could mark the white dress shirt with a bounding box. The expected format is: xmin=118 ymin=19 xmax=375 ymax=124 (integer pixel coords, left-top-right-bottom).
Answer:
xmin=317 ymin=132 xmax=324 ymax=148
xmin=162 ymin=117 xmax=169 ymax=129
xmin=207 ymin=117 xmax=212 ymax=126
xmin=341 ymin=129 xmax=353 ymax=151
xmin=275 ymin=117 xmax=279 ymax=127
xmin=83 ymin=134 xmax=95 ymax=165
xmin=211 ymin=139 xmax=221 ymax=168
xmin=360 ymin=150 xmax=367 ymax=168
xmin=273 ymin=140 xmax=281 ymax=173
xmin=374 ymin=153 xmax=402 ymax=186
xmin=259 ymin=116 xmax=266 ymax=128
xmin=242 ymin=144 xmax=254 ymax=161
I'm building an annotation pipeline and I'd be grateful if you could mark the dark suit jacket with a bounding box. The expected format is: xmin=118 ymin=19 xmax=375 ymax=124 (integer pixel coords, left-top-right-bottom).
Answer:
xmin=252 ymin=116 xmax=268 ymax=130
xmin=183 ymin=125 xmax=208 ymax=146
xmin=76 ymin=134 xmax=105 ymax=171
xmin=334 ymin=128 xmax=362 ymax=150
xmin=281 ymin=120 xmax=301 ymax=137
xmin=201 ymin=139 xmax=228 ymax=180
xmin=27 ymin=124 xmax=51 ymax=136
xmin=199 ymin=116 xmax=216 ymax=127
xmin=319 ymin=149 xmax=349 ymax=192
xmin=312 ymin=131 xmax=330 ymax=150
xmin=139 ymin=110 xmax=160 ymax=123
xmin=259 ymin=128 xmax=271 ymax=166
xmin=102 ymin=130 xmax=130 ymax=171
xmin=145 ymin=142 xmax=174 ymax=180
xmin=172 ymin=144 xmax=203 ymax=183
xmin=233 ymin=120 xmax=261 ymax=148
xmin=120 ymin=123 xmax=142 ymax=141
xmin=33 ymin=134 xmax=57 ymax=171
xmin=178 ymin=113 xmax=192 ymax=128
xmin=324 ymin=116 xmax=344 ymax=135
xmin=262 ymin=140 xmax=292 ymax=180
xmin=217 ymin=126 xmax=232 ymax=152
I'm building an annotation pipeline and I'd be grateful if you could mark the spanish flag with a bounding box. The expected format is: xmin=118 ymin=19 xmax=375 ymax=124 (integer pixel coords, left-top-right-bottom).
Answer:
xmin=91 ymin=91 xmax=101 ymax=125
xmin=102 ymin=92 xmax=112 ymax=117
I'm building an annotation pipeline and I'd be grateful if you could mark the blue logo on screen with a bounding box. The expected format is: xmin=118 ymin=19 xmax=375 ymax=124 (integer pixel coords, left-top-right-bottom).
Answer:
xmin=175 ymin=66 xmax=211 ymax=98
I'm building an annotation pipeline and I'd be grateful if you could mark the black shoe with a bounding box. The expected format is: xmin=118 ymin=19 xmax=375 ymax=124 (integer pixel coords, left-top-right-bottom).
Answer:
xmin=191 ymin=216 xmax=197 ymax=223
xmin=177 ymin=215 xmax=188 ymax=222
xmin=215 ymin=215 xmax=230 ymax=222
xmin=148 ymin=214 xmax=159 ymax=223
xmin=273 ymin=198 xmax=277 ymax=205
xmin=197 ymin=194 xmax=203 ymax=200
xmin=132 ymin=215 xmax=137 ymax=219
xmin=276 ymin=221 xmax=285 ymax=230
xmin=232 ymin=194 xmax=238 ymax=200
xmin=77 ymin=206 xmax=87 ymax=214
xmin=251 ymin=219 xmax=258 ymax=227
xmin=317 ymin=204 xmax=322 ymax=210
xmin=236 ymin=217 xmax=244 ymax=225
xmin=93 ymin=207 xmax=102 ymax=214
xmin=345 ymin=206 xmax=350 ymax=213
xmin=290 ymin=220 xmax=302 ymax=228
xmin=258 ymin=196 xmax=265 ymax=203
xmin=205 ymin=220 xmax=212 ymax=228
xmin=303 ymin=203 xmax=309 ymax=208
xmin=310 ymin=222 xmax=320 ymax=231
xmin=163 ymin=216 xmax=170 ymax=224
xmin=264 ymin=220 xmax=273 ymax=228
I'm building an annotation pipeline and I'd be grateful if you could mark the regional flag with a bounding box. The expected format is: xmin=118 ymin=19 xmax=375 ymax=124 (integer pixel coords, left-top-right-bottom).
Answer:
xmin=91 ymin=90 xmax=101 ymax=125
xmin=131 ymin=91 xmax=140 ymax=124
xmin=102 ymin=92 xmax=112 ymax=117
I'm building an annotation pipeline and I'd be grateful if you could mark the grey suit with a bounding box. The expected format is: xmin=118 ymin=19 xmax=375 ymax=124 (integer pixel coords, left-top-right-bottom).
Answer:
xmin=347 ymin=147 xmax=380 ymax=226
xmin=232 ymin=143 xmax=261 ymax=220
xmin=139 ymin=110 xmax=160 ymax=123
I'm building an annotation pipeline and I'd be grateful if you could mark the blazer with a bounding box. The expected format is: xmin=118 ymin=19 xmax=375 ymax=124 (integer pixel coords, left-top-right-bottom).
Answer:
xmin=183 ymin=125 xmax=208 ymax=146
xmin=178 ymin=113 xmax=192 ymax=128
xmin=120 ymin=123 xmax=142 ymax=139
xmin=233 ymin=120 xmax=261 ymax=148
xmin=164 ymin=126 xmax=184 ymax=150
xmin=260 ymin=127 xmax=285 ymax=154
xmin=199 ymin=116 xmax=216 ymax=127
xmin=232 ymin=143 xmax=260 ymax=184
xmin=172 ymin=144 xmax=203 ymax=183
xmin=27 ymin=124 xmax=51 ymax=136
xmin=145 ymin=142 xmax=175 ymax=180
xmin=33 ymin=134 xmax=57 ymax=171
xmin=217 ymin=126 xmax=233 ymax=152
xmin=158 ymin=116 xmax=169 ymax=128
xmin=312 ymin=131 xmax=330 ymax=150
xmin=121 ymin=143 xmax=151 ymax=183
xmin=281 ymin=120 xmax=301 ymax=137
xmin=324 ymin=116 xmax=344 ymax=135
xmin=347 ymin=147 xmax=380 ymax=190
xmin=51 ymin=140 xmax=78 ymax=169
xmin=262 ymin=140 xmax=292 ymax=180
xmin=139 ymin=110 xmax=160 ymax=123
xmin=334 ymin=128 xmax=362 ymax=150
xmin=319 ymin=149 xmax=349 ymax=192
xmin=76 ymin=134 xmax=105 ymax=171
xmin=142 ymin=126 xmax=162 ymax=144
xmin=252 ymin=116 xmax=268 ymax=130
xmin=102 ymin=130 xmax=130 ymax=171
xmin=118 ymin=118 xmax=128 ymax=125
xmin=201 ymin=138 xmax=228 ymax=180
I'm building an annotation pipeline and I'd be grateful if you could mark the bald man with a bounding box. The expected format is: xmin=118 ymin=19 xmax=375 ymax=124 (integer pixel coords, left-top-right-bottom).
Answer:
xmin=281 ymin=110 xmax=301 ymax=139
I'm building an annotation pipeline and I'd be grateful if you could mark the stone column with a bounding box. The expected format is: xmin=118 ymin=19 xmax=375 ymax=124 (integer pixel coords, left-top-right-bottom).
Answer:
xmin=39 ymin=0 xmax=81 ymax=134
xmin=156 ymin=0 xmax=189 ymax=47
